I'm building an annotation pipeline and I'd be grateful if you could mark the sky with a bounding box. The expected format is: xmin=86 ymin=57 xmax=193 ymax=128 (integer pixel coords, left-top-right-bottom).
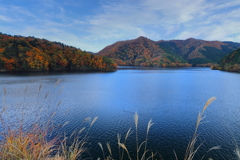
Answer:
xmin=0 ymin=0 xmax=240 ymax=52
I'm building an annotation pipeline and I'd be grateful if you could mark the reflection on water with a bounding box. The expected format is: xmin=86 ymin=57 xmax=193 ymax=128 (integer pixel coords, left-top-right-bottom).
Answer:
xmin=1 ymin=67 xmax=240 ymax=159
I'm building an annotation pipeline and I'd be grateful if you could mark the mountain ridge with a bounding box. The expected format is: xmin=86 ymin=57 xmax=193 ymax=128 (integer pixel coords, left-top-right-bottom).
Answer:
xmin=98 ymin=36 xmax=240 ymax=67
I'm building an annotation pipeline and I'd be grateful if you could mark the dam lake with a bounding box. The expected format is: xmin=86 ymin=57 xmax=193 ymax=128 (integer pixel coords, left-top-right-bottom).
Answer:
xmin=1 ymin=66 xmax=240 ymax=159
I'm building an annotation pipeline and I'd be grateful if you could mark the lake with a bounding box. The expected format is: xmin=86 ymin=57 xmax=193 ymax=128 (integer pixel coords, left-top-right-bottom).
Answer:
xmin=0 ymin=67 xmax=240 ymax=159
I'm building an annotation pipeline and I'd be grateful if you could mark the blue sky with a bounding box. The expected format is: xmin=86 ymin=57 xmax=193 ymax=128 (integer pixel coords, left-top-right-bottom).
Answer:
xmin=0 ymin=0 xmax=240 ymax=52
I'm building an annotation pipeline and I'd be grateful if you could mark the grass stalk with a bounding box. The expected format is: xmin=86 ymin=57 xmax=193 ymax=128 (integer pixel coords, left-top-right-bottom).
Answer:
xmin=118 ymin=143 xmax=132 ymax=160
xmin=134 ymin=112 xmax=139 ymax=160
xmin=183 ymin=97 xmax=217 ymax=160
xmin=1 ymin=83 xmax=220 ymax=160
xmin=98 ymin=142 xmax=106 ymax=160
xmin=0 ymin=82 xmax=97 ymax=160
xmin=143 ymin=119 xmax=154 ymax=160
xmin=117 ymin=134 xmax=121 ymax=160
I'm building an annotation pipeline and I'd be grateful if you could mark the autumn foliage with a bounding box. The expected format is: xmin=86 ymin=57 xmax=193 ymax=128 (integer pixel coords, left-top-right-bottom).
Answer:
xmin=98 ymin=36 xmax=239 ymax=67
xmin=98 ymin=36 xmax=191 ymax=67
xmin=0 ymin=33 xmax=117 ymax=71
xmin=219 ymin=48 xmax=240 ymax=72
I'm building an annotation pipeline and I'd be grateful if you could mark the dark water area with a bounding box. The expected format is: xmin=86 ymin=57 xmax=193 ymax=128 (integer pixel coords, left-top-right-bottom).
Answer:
xmin=1 ymin=67 xmax=240 ymax=159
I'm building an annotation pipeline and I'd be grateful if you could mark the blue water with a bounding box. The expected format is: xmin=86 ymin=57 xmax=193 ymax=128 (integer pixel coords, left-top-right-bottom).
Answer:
xmin=1 ymin=67 xmax=240 ymax=159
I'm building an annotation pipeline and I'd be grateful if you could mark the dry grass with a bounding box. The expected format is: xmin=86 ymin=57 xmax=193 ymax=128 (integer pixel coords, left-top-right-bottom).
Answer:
xmin=0 ymin=81 xmax=97 ymax=160
xmin=183 ymin=97 xmax=217 ymax=160
xmin=97 ymin=97 xmax=218 ymax=160
xmin=1 ymin=82 xmax=221 ymax=160
xmin=1 ymin=84 xmax=54 ymax=159
xmin=98 ymin=112 xmax=156 ymax=160
xmin=0 ymin=124 xmax=56 ymax=160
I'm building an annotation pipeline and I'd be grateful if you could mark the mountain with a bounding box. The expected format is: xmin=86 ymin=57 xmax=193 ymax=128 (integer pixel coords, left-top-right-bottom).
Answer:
xmin=98 ymin=36 xmax=190 ymax=67
xmin=222 ymin=41 xmax=240 ymax=48
xmin=219 ymin=48 xmax=240 ymax=72
xmin=157 ymin=38 xmax=237 ymax=65
xmin=98 ymin=36 xmax=240 ymax=67
xmin=0 ymin=33 xmax=117 ymax=72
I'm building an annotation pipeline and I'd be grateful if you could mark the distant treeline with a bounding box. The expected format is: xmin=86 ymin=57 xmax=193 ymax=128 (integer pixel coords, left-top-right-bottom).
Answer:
xmin=0 ymin=33 xmax=117 ymax=72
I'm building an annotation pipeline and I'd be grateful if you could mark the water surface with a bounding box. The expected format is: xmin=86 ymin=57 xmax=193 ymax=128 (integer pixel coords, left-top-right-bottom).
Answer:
xmin=0 ymin=67 xmax=240 ymax=159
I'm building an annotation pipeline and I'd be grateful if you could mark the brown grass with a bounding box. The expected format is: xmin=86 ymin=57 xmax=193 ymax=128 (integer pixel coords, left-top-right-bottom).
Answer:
xmin=98 ymin=97 xmax=218 ymax=160
xmin=0 ymin=124 xmax=56 ymax=160
xmin=98 ymin=112 xmax=156 ymax=160
xmin=1 ymin=83 xmax=220 ymax=160
xmin=0 ymin=81 xmax=97 ymax=160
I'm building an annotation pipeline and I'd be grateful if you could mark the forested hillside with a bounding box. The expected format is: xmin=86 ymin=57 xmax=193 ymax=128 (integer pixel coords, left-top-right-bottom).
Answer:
xmin=157 ymin=38 xmax=236 ymax=65
xmin=98 ymin=36 xmax=240 ymax=67
xmin=220 ymin=48 xmax=240 ymax=72
xmin=98 ymin=36 xmax=191 ymax=67
xmin=0 ymin=33 xmax=117 ymax=72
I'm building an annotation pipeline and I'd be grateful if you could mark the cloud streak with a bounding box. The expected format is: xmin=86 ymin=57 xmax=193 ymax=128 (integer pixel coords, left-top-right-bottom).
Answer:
xmin=0 ymin=0 xmax=239 ymax=52
xmin=85 ymin=0 xmax=240 ymax=46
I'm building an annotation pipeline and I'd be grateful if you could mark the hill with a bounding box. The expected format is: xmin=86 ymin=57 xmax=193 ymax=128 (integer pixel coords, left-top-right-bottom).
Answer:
xmin=219 ymin=48 xmax=240 ymax=72
xmin=98 ymin=36 xmax=190 ymax=67
xmin=0 ymin=33 xmax=117 ymax=72
xmin=98 ymin=36 xmax=240 ymax=67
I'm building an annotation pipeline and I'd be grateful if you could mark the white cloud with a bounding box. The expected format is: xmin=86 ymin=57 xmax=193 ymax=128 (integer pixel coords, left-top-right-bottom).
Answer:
xmin=206 ymin=21 xmax=240 ymax=40
xmin=77 ymin=0 xmax=240 ymax=50
xmin=176 ymin=30 xmax=203 ymax=40
xmin=43 ymin=20 xmax=72 ymax=28
xmin=1 ymin=0 xmax=240 ymax=52
xmin=0 ymin=15 xmax=13 ymax=22
xmin=211 ymin=0 xmax=240 ymax=10
xmin=176 ymin=20 xmax=240 ymax=42
xmin=41 ymin=0 xmax=55 ymax=8
xmin=10 ymin=6 xmax=36 ymax=18
xmin=73 ymin=19 xmax=87 ymax=25
xmin=140 ymin=0 xmax=208 ymax=23
xmin=85 ymin=0 xmax=210 ymax=38
xmin=204 ymin=8 xmax=240 ymax=24
xmin=0 ymin=6 xmax=29 ymax=22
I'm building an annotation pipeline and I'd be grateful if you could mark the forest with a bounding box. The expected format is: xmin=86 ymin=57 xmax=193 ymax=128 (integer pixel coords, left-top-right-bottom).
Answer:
xmin=0 ymin=33 xmax=117 ymax=72
xmin=98 ymin=36 xmax=240 ymax=67
xmin=218 ymin=48 xmax=240 ymax=72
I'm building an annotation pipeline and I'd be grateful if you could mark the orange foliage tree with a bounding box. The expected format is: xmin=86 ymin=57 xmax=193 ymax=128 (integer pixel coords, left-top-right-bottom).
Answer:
xmin=0 ymin=33 xmax=117 ymax=71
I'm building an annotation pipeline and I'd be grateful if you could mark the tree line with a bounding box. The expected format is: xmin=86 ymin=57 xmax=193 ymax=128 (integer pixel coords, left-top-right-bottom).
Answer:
xmin=0 ymin=33 xmax=117 ymax=72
